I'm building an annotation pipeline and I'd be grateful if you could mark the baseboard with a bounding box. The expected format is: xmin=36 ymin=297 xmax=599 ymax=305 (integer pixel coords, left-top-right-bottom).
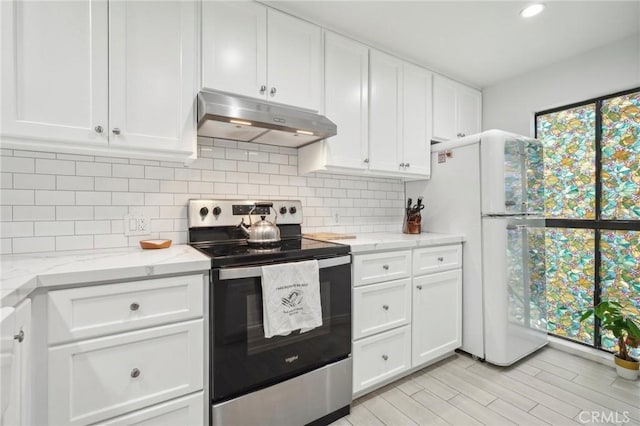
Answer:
xmin=547 ymin=336 xmax=614 ymax=367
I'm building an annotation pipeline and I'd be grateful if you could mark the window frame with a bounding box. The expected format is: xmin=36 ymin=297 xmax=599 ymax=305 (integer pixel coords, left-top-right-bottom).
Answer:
xmin=535 ymin=86 xmax=640 ymax=352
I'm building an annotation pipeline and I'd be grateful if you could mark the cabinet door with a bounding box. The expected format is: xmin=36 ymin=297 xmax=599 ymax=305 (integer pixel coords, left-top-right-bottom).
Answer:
xmin=353 ymin=278 xmax=411 ymax=339
xmin=94 ymin=392 xmax=204 ymax=426
xmin=1 ymin=0 xmax=108 ymax=145
xmin=369 ymin=50 xmax=403 ymax=172
xmin=432 ymin=75 xmax=457 ymax=141
xmin=109 ymin=1 xmax=197 ymax=155
xmin=402 ymin=63 xmax=432 ymax=177
xmin=457 ymin=86 xmax=482 ymax=138
xmin=2 ymin=299 xmax=31 ymax=426
xmin=324 ymin=32 xmax=369 ymax=170
xmin=201 ymin=1 xmax=267 ymax=100
xmin=412 ymin=270 xmax=462 ymax=368
xmin=267 ymin=9 xmax=322 ymax=111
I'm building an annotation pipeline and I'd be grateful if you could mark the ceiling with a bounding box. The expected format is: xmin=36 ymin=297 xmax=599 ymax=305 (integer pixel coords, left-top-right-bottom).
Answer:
xmin=264 ymin=1 xmax=640 ymax=89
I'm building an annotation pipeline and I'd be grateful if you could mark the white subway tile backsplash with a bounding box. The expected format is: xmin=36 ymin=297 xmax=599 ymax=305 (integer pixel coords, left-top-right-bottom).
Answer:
xmin=56 ymin=206 xmax=93 ymax=220
xmin=36 ymin=190 xmax=75 ymax=205
xmin=2 ymin=157 xmax=34 ymax=173
xmin=1 ymin=190 xmax=34 ymax=205
xmin=0 ymin=222 xmax=33 ymax=238
xmin=95 ymin=177 xmax=128 ymax=192
xmin=13 ymin=236 xmax=55 ymax=253
xmin=75 ymin=220 xmax=111 ymax=235
xmin=129 ymin=179 xmax=160 ymax=192
xmin=56 ymin=235 xmax=93 ymax=251
xmin=188 ymin=181 xmax=213 ymax=194
xmin=14 ymin=173 xmax=56 ymax=190
xmin=35 ymin=221 xmax=75 ymax=237
xmin=35 ymin=158 xmax=75 ymax=175
xmin=0 ymin=137 xmax=404 ymax=253
xmin=56 ymin=176 xmax=94 ymax=191
xmin=113 ymin=164 xmax=145 ymax=178
xmin=76 ymin=161 xmax=111 ymax=177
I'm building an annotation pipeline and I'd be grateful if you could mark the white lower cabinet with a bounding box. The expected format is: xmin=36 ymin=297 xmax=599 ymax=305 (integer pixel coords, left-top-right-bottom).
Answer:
xmin=95 ymin=391 xmax=204 ymax=426
xmin=352 ymin=243 xmax=463 ymax=396
xmin=352 ymin=325 xmax=411 ymax=394
xmin=46 ymin=274 xmax=206 ymax=426
xmin=412 ymin=270 xmax=462 ymax=367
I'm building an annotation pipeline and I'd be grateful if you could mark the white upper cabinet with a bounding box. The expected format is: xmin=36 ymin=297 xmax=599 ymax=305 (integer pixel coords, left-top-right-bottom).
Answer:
xmin=322 ymin=32 xmax=369 ymax=170
xmin=432 ymin=74 xmax=482 ymax=141
xmin=202 ymin=3 xmax=322 ymax=112
xmin=109 ymin=1 xmax=197 ymax=155
xmin=1 ymin=0 xmax=198 ymax=160
xmin=201 ymin=1 xmax=267 ymax=100
xmin=401 ymin=63 xmax=432 ymax=178
xmin=368 ymin=50 xmax=403 ymax=174
xmin=1 ymin=0 xmax=108 ymax=146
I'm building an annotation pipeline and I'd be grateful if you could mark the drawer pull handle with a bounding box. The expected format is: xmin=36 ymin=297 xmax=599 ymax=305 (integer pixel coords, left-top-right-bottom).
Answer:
xmin=382 ymin=354 xmax=388 ymax=361
xmin=13 ymin=330 xmax=24 ymax=343
xmin=382 ymin=265 xmax=389 ymax=270
xmin=130 ymin=302 xmax=140 ymax=311
xmin=382 ymin=304 xmax=389 ymax=310
xmin=417 ymin=285 xmax=423 ymax=290
xmin=437 ymin=257 xmax=444 ymax=262
xmin=131 ymin=368 xmax=141 ymax=378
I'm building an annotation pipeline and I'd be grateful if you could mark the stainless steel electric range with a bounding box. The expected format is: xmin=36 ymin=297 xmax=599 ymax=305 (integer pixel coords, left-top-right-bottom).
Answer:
xmin=188 ymin=199 xmax=353 ymax=426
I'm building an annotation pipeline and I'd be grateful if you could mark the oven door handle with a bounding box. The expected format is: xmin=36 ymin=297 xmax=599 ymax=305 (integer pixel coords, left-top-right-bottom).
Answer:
xmin=218 ymin=255 xmax=351 ymax=280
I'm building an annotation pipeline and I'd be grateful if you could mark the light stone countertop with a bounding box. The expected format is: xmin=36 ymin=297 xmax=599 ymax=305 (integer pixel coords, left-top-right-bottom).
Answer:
xmin=310 ymin=232 xmax=465 ymax=253
xmin=0 ymin=245 xmax=211 ymax=307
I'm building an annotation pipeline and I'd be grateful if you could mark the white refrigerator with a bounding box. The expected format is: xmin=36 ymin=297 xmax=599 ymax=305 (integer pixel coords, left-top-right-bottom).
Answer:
xmin=406 ymin=129 xmax=548 ymax=366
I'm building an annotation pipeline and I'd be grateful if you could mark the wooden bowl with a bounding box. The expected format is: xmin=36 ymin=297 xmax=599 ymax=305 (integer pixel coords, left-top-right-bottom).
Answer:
xmin=139 ymin=239 xmax=172 ymax=249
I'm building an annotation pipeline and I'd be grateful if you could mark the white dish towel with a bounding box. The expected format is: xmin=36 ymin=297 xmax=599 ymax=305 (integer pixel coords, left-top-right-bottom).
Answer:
xmin=261 ymin=259 xmax=322 ymax=338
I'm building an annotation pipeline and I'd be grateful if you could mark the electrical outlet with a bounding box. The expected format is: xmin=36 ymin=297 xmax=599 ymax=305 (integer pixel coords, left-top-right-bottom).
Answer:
xmin=123 ymin=214 xmax=151 ymax=236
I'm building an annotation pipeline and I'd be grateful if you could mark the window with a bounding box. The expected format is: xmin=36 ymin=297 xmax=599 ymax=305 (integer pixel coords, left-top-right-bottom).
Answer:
xmin=535 ymin=88 xmax=640 ymax=358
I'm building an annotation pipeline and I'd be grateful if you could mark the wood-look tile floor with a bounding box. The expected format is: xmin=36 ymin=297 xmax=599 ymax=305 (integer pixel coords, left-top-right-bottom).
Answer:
xmin=332 ymin=347 xmax=640 ymax=426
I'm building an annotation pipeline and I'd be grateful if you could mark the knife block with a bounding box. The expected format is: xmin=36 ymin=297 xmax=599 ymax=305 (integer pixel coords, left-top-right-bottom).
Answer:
xmin=403 ymin=212 xmax=421 ymax=234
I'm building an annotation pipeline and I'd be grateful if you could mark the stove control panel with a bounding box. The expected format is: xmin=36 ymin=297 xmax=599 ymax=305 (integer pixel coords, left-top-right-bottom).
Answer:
xmin=188 ymin=199 xmax=303 ymax=228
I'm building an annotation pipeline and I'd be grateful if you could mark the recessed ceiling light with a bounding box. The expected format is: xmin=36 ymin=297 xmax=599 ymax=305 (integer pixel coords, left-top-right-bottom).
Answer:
xmin=520 ymin=3 xmax=545 ymax=18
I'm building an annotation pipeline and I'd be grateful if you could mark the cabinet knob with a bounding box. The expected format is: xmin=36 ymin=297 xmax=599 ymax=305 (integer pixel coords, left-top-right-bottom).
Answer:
xmin=382 ymin=304 xmax=389 ymax=311
xmin=131 ymin=368 xmax=141 ymax=378
xmin=14 ymin=330 xmax=24 ymax=343
xmin=130 ymin=302 xmax=140 ymax=311
xmin=112 ymin=128 xmax=121 ymax=135
xmin=260 ymin=85 xmax=267 ymax=94
xmin=405 ymin=163 xmax=410 ymax=168
xmin=363 ymin=158 xmax=369 ymax=163
xmin=382 ymin=264 xmax=389 ymax=270
xmin=270 ymin=87 xmax=277 ymax=95
xmin=400 ymin=163 xmax=405 ymax=168
xmin=437 ymin=257 xmax=444 ymax=262
xmin=417 ymin=285 xmax=423 ymax=290
xmin=94 ymin=125 xmax=104 ymax=134
xmin=382 ymin=354 xmax=389 ymax=361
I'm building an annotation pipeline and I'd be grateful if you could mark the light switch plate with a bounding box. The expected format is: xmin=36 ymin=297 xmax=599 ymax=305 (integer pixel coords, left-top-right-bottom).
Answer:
xmin=123 ymin=214 xmax=151 ymax=236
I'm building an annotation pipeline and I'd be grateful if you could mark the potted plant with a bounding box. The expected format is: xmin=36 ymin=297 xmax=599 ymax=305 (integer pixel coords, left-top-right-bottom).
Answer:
xmin=580 ymin=300 xmax=640 ymax=380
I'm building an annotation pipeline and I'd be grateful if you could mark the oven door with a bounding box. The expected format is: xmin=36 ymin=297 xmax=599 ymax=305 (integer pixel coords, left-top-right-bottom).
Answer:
xmin=211 ymin=255 xmax=352 ymax=403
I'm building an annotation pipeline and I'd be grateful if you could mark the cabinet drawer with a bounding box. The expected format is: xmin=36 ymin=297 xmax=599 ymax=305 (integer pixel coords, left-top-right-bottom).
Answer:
xmin=48 ymin=274 xmax=204 ymax=344
xmin=352 ymin=325 xmax=411 ymax=394
xmin=353 ymin=278 xmax=411 ymax=339
xmin=353 ymin=250 xmax=411 ymax=287
xmin=413 ymin=244 xmax=462 ymax=276
xmin=94 ymin=392 xmax=204 ymax=426
xmin=48 ymin=319 xmax=204 ymax=426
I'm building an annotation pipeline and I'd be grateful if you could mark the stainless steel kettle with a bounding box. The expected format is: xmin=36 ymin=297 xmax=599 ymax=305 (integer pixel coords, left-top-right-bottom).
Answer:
xmin=237 ymin=202 xmax=281 ymax=245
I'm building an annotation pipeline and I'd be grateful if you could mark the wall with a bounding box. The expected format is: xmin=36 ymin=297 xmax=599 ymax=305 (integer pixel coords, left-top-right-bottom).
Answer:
xmin=483 ymin=34 xmax=640 ymax=136
xmin=0 ymin=138 xmax=404 ymax=254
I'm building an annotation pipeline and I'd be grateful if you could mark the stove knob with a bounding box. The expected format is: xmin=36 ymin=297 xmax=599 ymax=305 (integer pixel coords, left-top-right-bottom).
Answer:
xmin=212 ymin=206 xmax=222 ymax=216
xmin=200 ymin=207 xmax=209 ymax=217
xmin=289 ymin=206 xmax=297 ymax=214
xmin=279 ymin=206 xmax=287 ymax=215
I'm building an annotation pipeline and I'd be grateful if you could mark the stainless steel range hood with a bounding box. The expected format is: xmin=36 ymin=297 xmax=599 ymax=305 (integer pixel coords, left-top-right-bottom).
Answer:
xmin=197 ymin=90 xmax=337 ymax=148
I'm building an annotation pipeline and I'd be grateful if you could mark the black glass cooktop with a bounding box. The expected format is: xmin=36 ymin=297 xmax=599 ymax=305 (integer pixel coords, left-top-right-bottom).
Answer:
xmin=191 ymin=237 xmax=350 ymax=268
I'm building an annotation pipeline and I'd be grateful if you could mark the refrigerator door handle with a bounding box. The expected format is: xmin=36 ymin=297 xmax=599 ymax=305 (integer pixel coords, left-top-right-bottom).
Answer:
xmin=506 ymin=224 xmax=527 ymax=230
